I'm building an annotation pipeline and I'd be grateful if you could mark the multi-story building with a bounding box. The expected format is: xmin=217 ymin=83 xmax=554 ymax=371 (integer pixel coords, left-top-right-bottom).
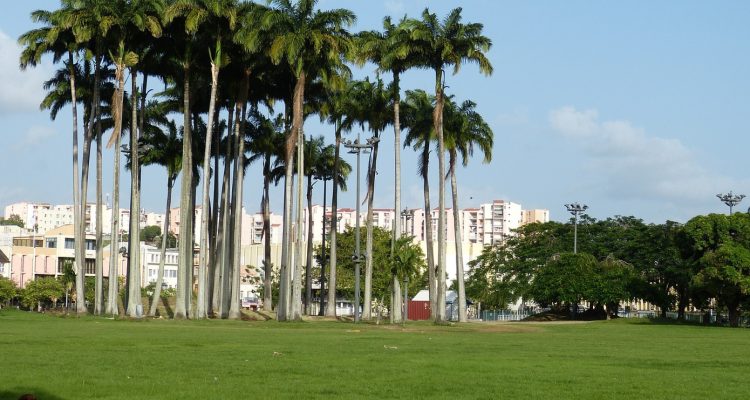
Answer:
xmin=522 ymin=209 xmax=550 ymax=225
xmin=8 ymin=224 xmax=125 ymax=289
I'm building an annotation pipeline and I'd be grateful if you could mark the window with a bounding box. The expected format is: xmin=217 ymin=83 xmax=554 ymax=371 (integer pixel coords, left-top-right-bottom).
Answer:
xmin=85 ymin=239 xmax=96 ymax=251
xmin=64 ymin=238 xmax=75 ymax=249
xmin=84 ymin=259 xmax=95 ymax=275
xmin=57 ymin=258 xmax=74 ymax=274
xmin=46 ymin=238 xmax=57 ymax=248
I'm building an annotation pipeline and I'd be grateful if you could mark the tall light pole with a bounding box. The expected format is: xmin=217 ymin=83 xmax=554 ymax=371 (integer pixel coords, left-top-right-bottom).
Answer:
xmin=344 ymin=132 xmax=378 ymax=323
xmin=717 ymin=191 xmax=745 ymax=215
xmin=400 ymin=207 xmax=413 ymax=322
xmin=565 ymin=202 xmax=588 ymax=254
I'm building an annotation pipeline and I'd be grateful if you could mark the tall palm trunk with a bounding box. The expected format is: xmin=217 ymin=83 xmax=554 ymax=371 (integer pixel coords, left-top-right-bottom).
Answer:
xmin=69 ymin=52 xmax=85 ymax=315
xmin=214 ymin=107 xmax=233 ymax=315
xmin=149 ymin=175 xmax=174 ymax=317
xmin=197 ymin=59 xmax=221 ymax=319
xmin=434 ymin=69 xmax=447 ymax=322
xmin=127 ymin=68 xmax=142 ymax=318
xmin=93 ymin=54 xmax=104 ymax=315
xmin=208 ymin=112 xmax=221 ymax=315
xmin=318 ymin=178 xmax=327 ymax=316
xmin=281 ymin=72 xmax=306 ymax=321
xmin=278 ymin=104 xmax=293 ymax=321
xmin=107 ymin=61 xmax=126 ymax=316
xmin=262 ymin=155 xmax=273 ymax=312
xmin=449 ymin=150 xmax=466 ymax=322
xmin=228 ymin=69 xmax=250 ymax=320
xmin=175 ymin=59 xmax=193 ymax=319
xmin=391 ymin=72 xmax=403 ymax=323
xmin=304 ymin=173 xmax=314 ymax=315
xmin=422 ymin=135 xmax=436 ymax=319
xmin=363 ymin=132 xmax=380 ymax=320
xmin=325 ymin=121 xmax=341 ymax=317
xmin=79 ymin=102 xmax=92 ymax=313
xmin=293 ymin=111 xmax=305 ymax=321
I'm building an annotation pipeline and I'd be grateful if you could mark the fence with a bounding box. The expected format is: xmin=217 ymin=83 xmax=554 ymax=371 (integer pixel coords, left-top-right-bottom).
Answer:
xmin=479 ymin=310 xmax=533 ymax=322
xmin=620 ymin=310 xmax=750 ymax=327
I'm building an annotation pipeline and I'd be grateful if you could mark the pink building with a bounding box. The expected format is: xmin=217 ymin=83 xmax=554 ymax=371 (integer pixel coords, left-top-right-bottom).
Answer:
xmin=8 ymin=224 xmax=126 ymax=289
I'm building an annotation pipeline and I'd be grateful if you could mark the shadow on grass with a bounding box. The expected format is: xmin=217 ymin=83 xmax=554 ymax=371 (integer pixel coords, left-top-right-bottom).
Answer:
xmin=0 ymin=389 xmax=67 ymax=400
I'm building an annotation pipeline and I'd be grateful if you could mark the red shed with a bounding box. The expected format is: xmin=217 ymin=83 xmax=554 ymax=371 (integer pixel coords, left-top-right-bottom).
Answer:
xmin=407 ymin=290 xmax=431 ymax=320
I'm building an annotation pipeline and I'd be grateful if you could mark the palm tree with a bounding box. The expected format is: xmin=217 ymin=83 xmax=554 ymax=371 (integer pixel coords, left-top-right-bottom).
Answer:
xmin=167 ymin=0 xmax=239 ymax=320
xmin=402 ymin=89 xmax=437 ymax=317
xmin=261 ymin=0 xmax=355 ymax=321
xmin=19 ymin=5 xmax=88 ymax=314
xmin=409 ymin=7 xmax=492 ymax=322
xmin=139 ymin=122 xmax=182 ymax=317
xmin=356 ymin=16 xmax=420 ymax=322
xmin=443 ymin=97 xmax=493 ymax=322
xmin=246 ymin=113 xmax=284 ymax=312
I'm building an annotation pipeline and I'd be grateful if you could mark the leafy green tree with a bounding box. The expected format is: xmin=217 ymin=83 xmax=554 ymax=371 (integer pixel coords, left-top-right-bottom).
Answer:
xmin=529 ymin=252 xmax=597 ymax=318
xmin=0 ymin=214 xmax=25 ymax=228
xmin=682 ymin=213 xmax=750 ymax=326
xmin=0 ymin=277 xmax=18 ymax=307
xmin=21 ymin=278 xmax=65 ymax=311
xmin=589 ymin=256 xmax=636 ymax=319
xmin=141 ymin=225 xmax=162 ymax=245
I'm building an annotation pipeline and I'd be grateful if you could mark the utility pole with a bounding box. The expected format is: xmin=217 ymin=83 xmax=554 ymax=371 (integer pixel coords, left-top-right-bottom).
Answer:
xmin=565 ymin=202 xmax=588 ymax=254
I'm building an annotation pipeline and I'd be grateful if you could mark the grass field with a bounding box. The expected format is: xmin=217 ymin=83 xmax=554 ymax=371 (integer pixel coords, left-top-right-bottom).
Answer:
xmin=1 ymin=310 xmax=749 ymax=399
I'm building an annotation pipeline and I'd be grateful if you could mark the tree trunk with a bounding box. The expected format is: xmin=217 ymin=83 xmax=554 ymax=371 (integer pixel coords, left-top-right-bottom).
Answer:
xmin=228 ymin=69 xmax=251 ymax=320
xmin=197 ymin=60 xmax=221 ymax=319
xmin=278 ymin=103 xmax=293 ymax=321
xmin=305 ymin=173 xmax=314 ymax=315
xmin=149 ymin=176 xmax=173 ymax=317
xmin=69 ymin=52 xmax=85 ymax=315
xmin=175 ymin=60 xmax=193 ymax=319
xmin=106 ymin=61 xmax=126 ymax=317
xmin=363 ymin=132 xmax=380 ymax=320
xmin=292 ymin=87 xmax=305 ymax=321
xmin=449 ymin=150 xmax=467 ymax=322
xmin=434 ymin=69 xmax=447 ymax=323
xmin=728 ymin=305 xmax=740 ymax=327
xmin=281 ymin=72 xmax=305 ymax=322
xmin=262 ymin=156 xmax=273 ymax=312
xmin=208 ymin=110 xmax=221 ymax=315
xmin=93 ymin=54 xmax=104 ymax=315
xmin=318 ymin=178 xmax=327 ymax=316
xmin=391 ymin=72 xmax=403 ymax=324
xmin=127 ymin=68 xmax=142 ymax=318
xmin=214 ymin=107 xmax=233 ymax=315
xmin=325 ymin=122 xmax=341 ymax=317
xmin=422 ymin=133 xmax=436 ymax=320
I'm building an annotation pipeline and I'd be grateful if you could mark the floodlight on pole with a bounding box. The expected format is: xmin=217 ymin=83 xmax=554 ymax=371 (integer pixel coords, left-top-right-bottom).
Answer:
xmin=565 ymin=202 xmax=588 ymax=254
xmin=343 ymin=132 xmax=379 ymax=323
xmin=716 ymin=191 xmax=745 ymax=215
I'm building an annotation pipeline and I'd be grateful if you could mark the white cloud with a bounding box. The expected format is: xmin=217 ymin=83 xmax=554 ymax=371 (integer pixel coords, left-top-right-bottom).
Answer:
xmin=0 ymin=29 xmax=49 ymax=114
xmin=548 ymin=106 xmax=743 ymax=204
xmin=14 ymin=125 xmax=57 ymax=150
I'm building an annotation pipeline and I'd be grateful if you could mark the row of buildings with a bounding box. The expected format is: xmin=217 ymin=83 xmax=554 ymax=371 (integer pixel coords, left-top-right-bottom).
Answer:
xmin=1 ymin=199 xmax=549 ymax=303
xmin=5 ymin=200 xmax=549 ymax=247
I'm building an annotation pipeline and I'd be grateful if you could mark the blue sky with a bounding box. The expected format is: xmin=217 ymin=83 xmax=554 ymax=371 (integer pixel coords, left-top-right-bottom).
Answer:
xmin=1 ymin=0 xmax=749 ymax=223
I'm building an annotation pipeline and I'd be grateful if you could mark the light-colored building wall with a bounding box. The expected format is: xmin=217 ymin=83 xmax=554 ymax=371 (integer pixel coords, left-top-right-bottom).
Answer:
xmin=522 ymin=209 xmax=550 ymax=225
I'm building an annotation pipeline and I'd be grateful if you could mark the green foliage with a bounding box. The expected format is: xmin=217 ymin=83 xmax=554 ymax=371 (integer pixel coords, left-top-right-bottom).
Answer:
xmin=316 ymin=227 xmax=426 ymax=305
xmin=0 ymin=277 xmax=18 ymax=305
xmin=20 ymin=277 xmax=64 ymax=310
xmin=140 ymin=225 xmax=162 ymax=244
xmin=0 ymin=214 xmax=25 ymax=228
xmin=529 ymin=252 xmax=597 ymax=308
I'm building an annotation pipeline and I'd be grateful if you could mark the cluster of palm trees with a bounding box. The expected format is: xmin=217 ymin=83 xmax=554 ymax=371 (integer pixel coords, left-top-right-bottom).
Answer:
xmin=18 ymin=0 xmax=493 ymax=323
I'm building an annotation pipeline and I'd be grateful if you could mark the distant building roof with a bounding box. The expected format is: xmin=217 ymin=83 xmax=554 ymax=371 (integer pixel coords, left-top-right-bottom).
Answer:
xmin=0 ymin=249 xmax=9 ymax=264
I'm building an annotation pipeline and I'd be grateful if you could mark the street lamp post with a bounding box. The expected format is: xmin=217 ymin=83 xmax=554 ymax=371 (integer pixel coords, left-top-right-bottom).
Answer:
xmin=343 ymin=132 xmax=379 ymax=323
xmin=400 ymin=208 xmax=413 ymax=322
xmin=565 ymin=202 xmax=588 ymax=254
xmin=716 ymin=191 xmax=745 ymax=215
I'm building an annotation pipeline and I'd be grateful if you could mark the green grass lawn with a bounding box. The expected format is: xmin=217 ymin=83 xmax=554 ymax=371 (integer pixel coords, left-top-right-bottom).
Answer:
xmin=1 ymin=310 xmax=749 ymax=399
